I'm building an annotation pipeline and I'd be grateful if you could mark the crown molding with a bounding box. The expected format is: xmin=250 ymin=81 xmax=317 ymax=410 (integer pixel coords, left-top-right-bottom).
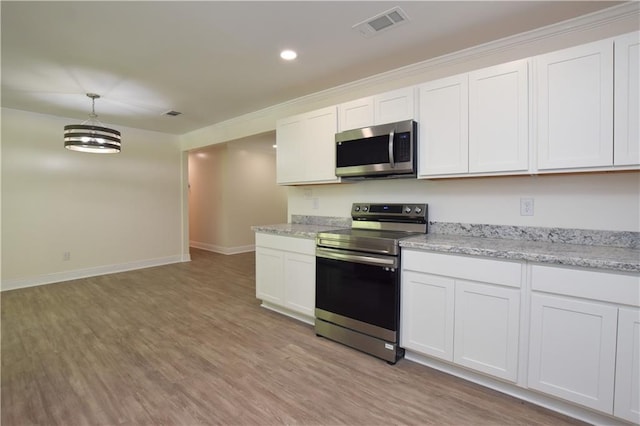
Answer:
xmin=291 ymin=1 xmax=640 ymax=106
xmin=181 ymin=2 xmax=639 ymax=149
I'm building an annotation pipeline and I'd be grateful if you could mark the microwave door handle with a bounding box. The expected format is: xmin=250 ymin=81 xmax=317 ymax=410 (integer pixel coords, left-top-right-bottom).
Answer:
xmin=388 ymin=129 xmax=395 ymax=168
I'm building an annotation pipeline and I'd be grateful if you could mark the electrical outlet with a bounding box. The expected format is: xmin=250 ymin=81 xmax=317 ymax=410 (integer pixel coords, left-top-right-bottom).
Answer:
xmin=63 ymin=251 xmax=71 ymax=261
xmin=520 ymin=198 xmax=534 ymax=216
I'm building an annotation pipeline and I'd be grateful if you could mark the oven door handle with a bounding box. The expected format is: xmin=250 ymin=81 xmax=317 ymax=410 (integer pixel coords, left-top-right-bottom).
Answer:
xmin=316 ymin=247 xmax=398 ymax=268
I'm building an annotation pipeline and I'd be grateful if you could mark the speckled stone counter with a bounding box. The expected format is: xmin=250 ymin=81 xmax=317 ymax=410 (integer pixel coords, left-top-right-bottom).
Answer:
xmin=401 ymin=224 xmax=640 ymax=273
xmin=253 ymin=217 xmax=640 ymax=273
xmin=401 ymin=234 xmax=639 ymax=273
xmin=251 ymin=223 xmax=340 ymax=239
xmin=251 ymin=215 xmax=350 ymax=239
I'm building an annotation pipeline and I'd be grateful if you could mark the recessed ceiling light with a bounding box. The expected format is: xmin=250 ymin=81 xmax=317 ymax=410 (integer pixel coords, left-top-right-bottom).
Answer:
xmin=280 ymin=49 xmax=297 ymax=60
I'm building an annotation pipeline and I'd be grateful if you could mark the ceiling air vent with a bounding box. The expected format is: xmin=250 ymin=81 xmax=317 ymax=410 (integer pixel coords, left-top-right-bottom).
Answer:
xmin=353 ymin=7 xmax=409 ymax=38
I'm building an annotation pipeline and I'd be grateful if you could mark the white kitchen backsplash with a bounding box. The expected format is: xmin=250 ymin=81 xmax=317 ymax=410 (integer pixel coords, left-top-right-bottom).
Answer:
xmin=288 ymin=172 xmax=640 ymax=232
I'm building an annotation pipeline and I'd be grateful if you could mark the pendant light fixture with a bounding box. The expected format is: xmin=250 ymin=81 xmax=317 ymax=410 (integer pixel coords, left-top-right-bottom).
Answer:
xmin=64 ymin=93 xmax=121 ymax=153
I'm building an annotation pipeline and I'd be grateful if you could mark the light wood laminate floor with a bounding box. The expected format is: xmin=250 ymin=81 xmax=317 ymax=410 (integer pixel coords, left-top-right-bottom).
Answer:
xmin=2 ymin=249 xmax=585 ymax=425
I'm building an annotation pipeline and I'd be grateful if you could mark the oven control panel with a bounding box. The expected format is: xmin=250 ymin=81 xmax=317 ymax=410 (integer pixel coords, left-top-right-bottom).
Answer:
xmin=352 ymin=203 xmax=428 ymax=223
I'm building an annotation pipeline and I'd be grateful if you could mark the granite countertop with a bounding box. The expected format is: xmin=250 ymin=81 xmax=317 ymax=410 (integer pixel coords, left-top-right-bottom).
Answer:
xmin=251 ymin=223 xmax=340 ymax=239
xmin=400 ymin=234 xmax=640 ymax=273
xmin=253 ymin=218 xmax=640 ymax=274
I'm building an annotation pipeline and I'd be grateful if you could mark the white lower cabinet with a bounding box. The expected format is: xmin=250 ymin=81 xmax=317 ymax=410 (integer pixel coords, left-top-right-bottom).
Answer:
xmin=528 ymin=264 xmax=640 ymax=418
xmin=402 ymin=251 xmax=640 ymax=423
xmin=401 ymin=271 xmax=455 ymax=361
xmin=255 ymin=233 xmax=316 ymax=323
xmin=528 ymin=293 xmax=618 ymax=413
xmin=401 ymin=250 xmax=521 ymax=383
xmin=282 ymin=252 xmax=315 ymax=317
xmin=454 ymin=280 xmax=520 ymax=382
xmin=255 ymin=246 xmax=285 ymax=305
xmin=614 ymin=307 xmax=640 ymax=423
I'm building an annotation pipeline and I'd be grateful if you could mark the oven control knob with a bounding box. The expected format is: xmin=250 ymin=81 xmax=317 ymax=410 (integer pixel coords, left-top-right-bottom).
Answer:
xmin=415 ymin=207 xmax=423 ymax=214
xmin=354 ymin=206 xmax=360 ymax=212
xmin=362 ymin=206 xmax=369 ymax=212
xmin=404 ymin=206 xmax=412 ymax=214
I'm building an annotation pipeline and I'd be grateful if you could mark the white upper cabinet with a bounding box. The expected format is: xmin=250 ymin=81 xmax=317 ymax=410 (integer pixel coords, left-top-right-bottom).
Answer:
xmin=374 ymin=87 xmax=416 ymax=125
xmin=418 ymin=59 xmax=529 ymax=178
xmin=275 ymin=116 xmax=304 ymax=184
xmin=338 ymin=87 xmax=415 ymax=131
xmin=535 ymin=39 xmax=614 ymax=170
xmin=614 ymin=31 xmax=640 ymax=166
xmin=339 ymin=97 xmax=374 ymax=131
xmin=305 ymin=107 xmax=339 ymax=183
xmin=418 ymin=74 xmax=469 ymax=176
xmin=276 ymin=106 xmax=339 ymax=185
xmin=468 ymin=60 xmax=529 ymax=173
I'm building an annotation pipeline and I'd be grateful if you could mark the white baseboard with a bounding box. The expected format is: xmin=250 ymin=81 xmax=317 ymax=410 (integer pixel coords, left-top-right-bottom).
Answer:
xmin=259 ymin=301 xmax=315 ymax=326
xmin=190 ymin=241 xmax=255 ymax=255
xmin=1 ymin=254 xmax=189 ymax=292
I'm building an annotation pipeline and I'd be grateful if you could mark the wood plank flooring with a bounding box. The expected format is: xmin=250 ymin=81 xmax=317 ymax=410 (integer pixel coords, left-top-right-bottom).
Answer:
xmin=2 ymin=249 xmax=585 ymax=425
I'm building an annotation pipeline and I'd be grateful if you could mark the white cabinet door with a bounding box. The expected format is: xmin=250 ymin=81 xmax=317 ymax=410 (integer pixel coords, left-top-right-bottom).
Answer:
xmin=276 ymin=106 xmax=338 ymax=185
xmin=614 ymin=307 xmax=640 ymax=423
xmin=255 ymin=247 xmax=284 ymax=305
xmin=418 ymin=74 xmax=469 ymax=176
xmin=255 ymin=234 xmax=316 ymax=322
xmin=469 ymin=59 xmax=529 ymax=173
xmin=536 ymin=39 xmax=614 ymax=170
xmin=283 ymin=252 xmax=316 ymax=318
xmin=453 ymin=280 xmax=520 ymax=382
xmin=339 ymin=97 xmax=374 ymax=131
xmin=276 ymin=116 xmax=304 ymax=184
xmin=304 ymin=106 xmax=339 ymax=183
xmin=339 ymin=87 xmax=415 ymax=131
xmin=401 ymin=271 xmax=455 ymax=361
xmin=614 ymin=31 xmax=640 ymax=166
xmin=528 ymin=293 xmax=617 ymax=413
xmin=374 ymin=87 xmax=415 ymax=125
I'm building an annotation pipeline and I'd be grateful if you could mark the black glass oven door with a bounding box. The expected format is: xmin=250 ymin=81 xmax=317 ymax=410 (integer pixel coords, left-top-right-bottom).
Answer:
xmin=315 ymin=248 xmax=399 ymax=332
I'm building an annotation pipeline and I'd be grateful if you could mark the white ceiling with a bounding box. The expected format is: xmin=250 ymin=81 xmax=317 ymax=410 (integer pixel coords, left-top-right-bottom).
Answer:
xmin=1 ymin=1 xmax=623 ymax=135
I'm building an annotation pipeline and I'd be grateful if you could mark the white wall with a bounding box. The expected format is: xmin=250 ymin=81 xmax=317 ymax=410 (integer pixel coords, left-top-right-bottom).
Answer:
xmin=288 ymin=173 xmax=640 ymax=232
xmin=188 ymin=144 xmax=226 ymax=247
xmin=188 ymin=132 xmax=287 ymax=253
xmin=225 ymin=134 xmax=288 ymax=247
xmin=1 ymin=108 xmax=186 ymax=290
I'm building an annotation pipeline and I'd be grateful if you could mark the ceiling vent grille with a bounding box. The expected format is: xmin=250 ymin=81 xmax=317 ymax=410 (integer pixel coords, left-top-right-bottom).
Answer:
xmin=353 ymin=7 xmax=409 ymax=38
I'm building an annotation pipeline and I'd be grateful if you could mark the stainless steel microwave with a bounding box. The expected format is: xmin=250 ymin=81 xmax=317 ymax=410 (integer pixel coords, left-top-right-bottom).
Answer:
xmin=335 ymin=119 xmax=417 ymax=179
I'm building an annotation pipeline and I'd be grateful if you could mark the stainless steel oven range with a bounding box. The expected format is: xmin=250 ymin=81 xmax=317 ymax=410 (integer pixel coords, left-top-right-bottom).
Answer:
xmin=315 ymin=202 xmax=428 ymax=364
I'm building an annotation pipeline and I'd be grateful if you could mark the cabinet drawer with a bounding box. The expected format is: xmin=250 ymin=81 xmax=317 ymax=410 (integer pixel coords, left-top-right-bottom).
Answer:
xmin=531 ymin=264 xmax=640 ymax=307
xmin=402 ymin=250 xmax=522 ymax=288
xmin=255 ymin=233 xmax=316 ymax=255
